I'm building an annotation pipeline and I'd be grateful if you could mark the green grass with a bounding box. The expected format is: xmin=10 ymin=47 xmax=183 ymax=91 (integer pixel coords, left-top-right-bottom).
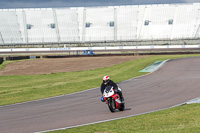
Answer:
xmin=0 ymin=54 xmax=200 ymax=106
xmin=51 ymin=103 xmax=200 ymax=133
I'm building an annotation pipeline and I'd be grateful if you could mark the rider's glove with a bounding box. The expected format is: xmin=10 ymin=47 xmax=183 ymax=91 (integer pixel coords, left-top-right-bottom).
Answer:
xmin=114 ymin=89 xmax=118 ymax=93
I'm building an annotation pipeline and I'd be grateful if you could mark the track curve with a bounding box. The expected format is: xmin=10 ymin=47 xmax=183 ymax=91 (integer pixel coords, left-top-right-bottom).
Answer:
xmin=1 ymin=57 xmax=200 ymax=133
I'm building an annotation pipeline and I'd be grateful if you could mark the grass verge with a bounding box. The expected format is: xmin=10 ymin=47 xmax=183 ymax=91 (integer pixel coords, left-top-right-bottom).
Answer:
xmin=0 ymin=54 xmax=200 ymax=106
xmin=51 ymin=103 xmax=200 ymax=133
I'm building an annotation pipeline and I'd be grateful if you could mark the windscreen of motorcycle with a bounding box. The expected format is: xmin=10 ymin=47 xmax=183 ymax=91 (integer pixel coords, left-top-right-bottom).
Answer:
xmin=103 ymin=86 xmax=114 ymax=97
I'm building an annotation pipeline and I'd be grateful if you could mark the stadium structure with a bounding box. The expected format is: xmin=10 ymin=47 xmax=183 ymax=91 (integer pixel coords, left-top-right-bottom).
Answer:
xmin=0 ymin=3 xmax=200 ymax=47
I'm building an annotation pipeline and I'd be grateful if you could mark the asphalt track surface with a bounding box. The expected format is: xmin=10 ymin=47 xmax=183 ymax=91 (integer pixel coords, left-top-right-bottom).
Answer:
xmin=1 ymin=57 xmax=200 ymax=133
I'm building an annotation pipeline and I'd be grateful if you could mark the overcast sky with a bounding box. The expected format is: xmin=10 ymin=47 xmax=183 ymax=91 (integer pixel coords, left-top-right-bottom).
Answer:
xmin=0 ymin=0 xmax=200 ymax=9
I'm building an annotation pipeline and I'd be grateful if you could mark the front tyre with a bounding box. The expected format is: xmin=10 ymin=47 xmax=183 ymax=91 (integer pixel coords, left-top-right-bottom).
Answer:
xmin=108 ymin=98 xmax=116 ymax=112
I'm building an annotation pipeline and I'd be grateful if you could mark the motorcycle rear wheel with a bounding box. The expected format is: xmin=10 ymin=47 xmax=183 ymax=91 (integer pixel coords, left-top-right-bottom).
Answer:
xmin=108 ymin=98 xmax=116 ymax=112
xmin=119 ymin=103 xmax=125 ymax=111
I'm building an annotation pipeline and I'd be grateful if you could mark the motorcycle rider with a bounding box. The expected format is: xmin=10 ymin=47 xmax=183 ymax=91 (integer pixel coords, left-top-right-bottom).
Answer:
xmin=100 ymin=75 xmax=124 ymax=102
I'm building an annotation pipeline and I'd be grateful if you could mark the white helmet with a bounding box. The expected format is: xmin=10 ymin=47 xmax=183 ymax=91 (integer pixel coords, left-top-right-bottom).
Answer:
xmin=103 ymin=75 xmax=110 ymax=85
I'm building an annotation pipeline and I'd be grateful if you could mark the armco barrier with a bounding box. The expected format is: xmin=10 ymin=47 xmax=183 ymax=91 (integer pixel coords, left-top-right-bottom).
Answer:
xmin=1 ymin=45 xmax=200 ymax=53
xmin=0 ymin=57 xmax=3 ymax=64
xmin=42 ymin=53 xmax=133 ymax=58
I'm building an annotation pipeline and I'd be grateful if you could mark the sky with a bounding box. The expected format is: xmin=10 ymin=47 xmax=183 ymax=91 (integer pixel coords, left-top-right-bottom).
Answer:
xmin=0 ymin=0 xmax=200 ymax=9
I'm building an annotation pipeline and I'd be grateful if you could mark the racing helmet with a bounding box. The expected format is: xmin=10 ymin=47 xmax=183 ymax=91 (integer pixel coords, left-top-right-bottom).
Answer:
xmin=103 ymin=76 xmax=110 ymax=85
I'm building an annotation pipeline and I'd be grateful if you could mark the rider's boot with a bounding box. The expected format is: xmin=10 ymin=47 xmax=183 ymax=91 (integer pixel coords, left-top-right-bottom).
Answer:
xmin=118 ymin=91 xmax=124 ymax=102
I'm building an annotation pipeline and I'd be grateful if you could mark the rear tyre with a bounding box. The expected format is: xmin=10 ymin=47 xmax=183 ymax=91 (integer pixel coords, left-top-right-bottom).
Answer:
xmin=108 ymin=98 xmax=116 ymax=112
xmin=119 ymin=103 xmax=125 ymax=111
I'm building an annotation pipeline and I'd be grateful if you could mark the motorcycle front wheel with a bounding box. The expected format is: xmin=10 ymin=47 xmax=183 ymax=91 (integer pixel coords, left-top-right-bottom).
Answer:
xmin=108 ymin=97 xmax=116 ymax=112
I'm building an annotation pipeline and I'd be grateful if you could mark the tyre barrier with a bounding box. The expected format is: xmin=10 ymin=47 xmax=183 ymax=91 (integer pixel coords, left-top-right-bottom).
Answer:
xmin=0 ymin=57 xmax=3 ymax=64
xmin=6 ymin=56 xmax=40 ymax=61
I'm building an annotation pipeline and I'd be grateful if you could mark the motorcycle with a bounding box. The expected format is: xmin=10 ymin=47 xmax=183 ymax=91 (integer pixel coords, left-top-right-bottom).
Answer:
xmin=103 ymin=86 xmax=125 ymax=112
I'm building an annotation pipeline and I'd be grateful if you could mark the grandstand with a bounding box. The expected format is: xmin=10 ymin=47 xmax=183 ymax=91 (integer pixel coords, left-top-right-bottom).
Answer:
xmin=0 ymin=3 xmax=200 ymax=46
